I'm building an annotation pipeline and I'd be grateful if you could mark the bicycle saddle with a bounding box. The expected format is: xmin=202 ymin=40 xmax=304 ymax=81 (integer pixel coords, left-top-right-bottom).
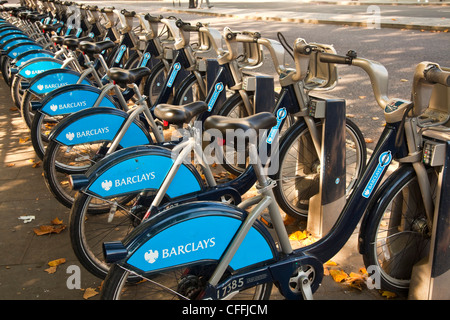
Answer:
xmin=63 ymin=37 xmax=93 ymax=50
xmin=51 ymin=36 xmax=64 ymax=46
xmin=107 ymin=67 xmax=151 ymax=87
xmin=79 ymin=40 xmax=115 ymax=55
xmin=154 ymin=101 xmax=208 ymax=126
xmin=42 ymin=23 xmax=63 ymax=33
xmin=204 ymin=112 xmax=277 ymax=134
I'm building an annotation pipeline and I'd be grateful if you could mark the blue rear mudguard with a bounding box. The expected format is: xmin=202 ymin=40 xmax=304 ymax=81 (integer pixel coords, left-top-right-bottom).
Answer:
xmin=74 ymin=145 xmax=204 ymax=200
xmin=48 ymin=107 xmax=152 ymax=149
xmin=35 ymin=84 xmax=117 ymax=117
xmin=4 ymin=41 xmax=43 ymax=59
xmin=25 ymin=69 xmax=92 ymax=95
xmin=106 ymin=201 xmax=278 ymax=276
xmin=11 ymin=49 xmax=55 ymax=69
xmin=14 ymin=57 xmax=66 ymax=80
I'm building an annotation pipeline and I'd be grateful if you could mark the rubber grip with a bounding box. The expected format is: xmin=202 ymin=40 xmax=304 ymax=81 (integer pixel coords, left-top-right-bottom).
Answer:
xmin=319 ymin=52 xmax=351 ymax=65
xmin=425 ymin=66 xmax=450 ymax=87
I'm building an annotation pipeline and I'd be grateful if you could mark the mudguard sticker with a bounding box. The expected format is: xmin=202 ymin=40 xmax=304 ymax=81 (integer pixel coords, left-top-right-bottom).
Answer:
xmin=18 ymin=60 xmax=64 ymax=79
xmin=8 ymin=44 xmax=43 ymax=59
xmin=55 ymin=113 xmax=149 ymax=147
xmin=30 ymin=72 xmax=91 ymax=95
xmin=127 ymin=216 xmax=274 ymax=272
xmin=41 ymin=90 xmax=115 ymax=116
xmin=267 ymin=107 xmax=287 ymax=144
xmin=362 ymin=151 xmax=392 ymax=198
xmin=167 ymin=62 xmax=181 ymax=88
xmin=207 ymin=82 xmax=224 ymax=111
xmin=87 ymin=154 xmax=201 ymax=198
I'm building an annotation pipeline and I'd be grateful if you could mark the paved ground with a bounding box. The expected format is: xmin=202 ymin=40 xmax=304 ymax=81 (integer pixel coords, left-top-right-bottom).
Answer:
xmin=1 ymin=0 xmax=440 ymax=303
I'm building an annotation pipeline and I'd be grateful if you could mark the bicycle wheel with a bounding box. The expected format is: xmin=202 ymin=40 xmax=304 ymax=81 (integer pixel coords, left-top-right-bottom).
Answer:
xmin=20 ymin=86 xmax=40 ymax=129
xmin=101 ymin=263 xmax=273 ymax=300
xmin=173 ymin=73 xmax=207 ymax=105
xmin=70 ymin=192 xmax=142 ymax=279
xmin=273 ymin=118 xmax=366 ymax=219
xmin=361 ymin=166 xmax=437 ymax=294
xmin=10 ymin=74 xmax=25 ymax=109
xmin=30 ymin=111 xmax=62 ymax=160
xmin=43 ymin=139 xmax=114 ymax=211
xmin=143 ymin=62 xmax=168 ymax=107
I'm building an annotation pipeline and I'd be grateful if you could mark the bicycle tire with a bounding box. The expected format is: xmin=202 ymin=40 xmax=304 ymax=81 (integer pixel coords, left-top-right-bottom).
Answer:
xmin=173 ymin=73 xmax=207 ymax=105
xmin=20 ymin=88 xmax=40 ymax=129
xmin=101 ymin=262 xmax=273 ymax=300
xmin=272 ymin=118 xmax=367 ymax=219
xmin=43 ymin=138 xmax=115 ymax=211
xmin=69 ymin=192 xmax=141 ymax=279
xmin=142 ymin=62 xmax=168 ymax=107
xmin=360 ymin=165 xmax=436 ymax=295
xmin=30 ymin=110 xmax=61 ymax=160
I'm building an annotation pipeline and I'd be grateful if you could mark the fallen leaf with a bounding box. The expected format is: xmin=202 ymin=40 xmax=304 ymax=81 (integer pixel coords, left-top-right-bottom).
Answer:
xmin=33 ymin=224 xmax=66 ymax=236
xmin=365 ymin=138 xmax=374 ymax=143
xmin=346 ymin=113 xmax=355 ymax=118
xmin=83 ymin=287 xmax=99 ymax=299
xmin=359 ymin=96 xmax=366 ymax=99
xmin=48 ymin=258 xmax=66 ymax=267
xmin=6 ymin=163 xmax=15 ymax=167
xmin=324 ymin=260 xmax=338 ymax=266
xmin=10 ymin=107 xmax=18 ymax=111
xmin=19 ymin=137 xmax=30 ymax=143
xmin=32 ymin=161 xmax=41 ymax=168
xmin=380 ymin=290 xmax=397 ymax=299
xmin=51 ymin=217 xmax=63 ymax=225
xmin=345 ymin=272 xmax=367 ymax=290
xmin=45 ymin=266 xmax=57 ymax=274
xmin=359 ymin=267 xmax=368 ymax=275
xmin=372 ymin=117 xmax=379 ymax=121
xmin=289 ymin=230 xmax=308 ymax=241
xmin=400 ymin=79 xmax=409 ymax=82
xmin=329 ymin=269 xmax=348 ymax=283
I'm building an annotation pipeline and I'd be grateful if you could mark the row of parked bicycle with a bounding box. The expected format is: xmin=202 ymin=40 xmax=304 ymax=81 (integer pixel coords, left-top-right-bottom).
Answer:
xmin=1 ymin=0 xmax=449 ymax=300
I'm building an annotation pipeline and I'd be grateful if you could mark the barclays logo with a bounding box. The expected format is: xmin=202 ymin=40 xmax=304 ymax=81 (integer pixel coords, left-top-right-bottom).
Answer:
xmin=101 ymin=180 xmax=113 ymax=191
xmin=144 ymin=249 xmax=159 ymax=264
xmin=65 ymin=132 xmax=75 ymax=141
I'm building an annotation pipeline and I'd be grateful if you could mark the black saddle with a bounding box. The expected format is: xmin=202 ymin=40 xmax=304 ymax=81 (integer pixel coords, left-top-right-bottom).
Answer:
xmin=204 ymin=112 xmax=277 ymax=135
xmin=42 ymin=23 xmax=63 ymax=33
xmin=51 ymin=36 xmax=64 ymax=46
xmin=154 ymin=101 xmax=208 ymax=126
xmin=79 ymin=40 xmax=115 ymax=55
xmin=107 ymin=67 xmax=151 ymax=87
xmin=61 ymin=36 xmax=96 ymax=50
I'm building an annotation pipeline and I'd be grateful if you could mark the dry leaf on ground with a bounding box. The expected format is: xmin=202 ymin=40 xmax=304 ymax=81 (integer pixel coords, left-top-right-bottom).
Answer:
xmin=83 ymin=287 xmax=99 ymax=299
xmin=48 ymin=258 xmax=66 ymax=267
xmin=33 ymin=224 xmax=66 ymax=236
xmin=329 ymin=269 xmax=349 ymax=283
xmin=289 ymin=230 xmax=308 ymax=241
xmin=380 ymin=290 xmax=397 ymax=299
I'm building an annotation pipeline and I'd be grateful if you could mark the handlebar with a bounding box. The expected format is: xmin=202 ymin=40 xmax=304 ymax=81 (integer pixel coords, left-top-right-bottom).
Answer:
xmin=176 ymin=19 xmax=202 ymax=32
xmin=424 ymin=65 xmax=450 ymax=87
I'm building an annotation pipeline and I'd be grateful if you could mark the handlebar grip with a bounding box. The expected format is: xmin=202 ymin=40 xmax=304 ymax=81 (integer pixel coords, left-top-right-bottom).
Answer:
xmin=144 ymin=13 xmax=162 ymax=22
xmin=425 ymin=66 xmax=450 ymax=87
xmin=319 ymin=52 xmax=352 ymax=65
xmin=121 ymin=9 xmax=135 ymax=17
xmin=101 ymin=7 xmax=114 ymax=13
xmin=175 ymin=20 xmax=200 ymax=32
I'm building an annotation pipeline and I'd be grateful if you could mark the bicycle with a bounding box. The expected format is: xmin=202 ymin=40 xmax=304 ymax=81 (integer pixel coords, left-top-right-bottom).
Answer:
xmin=66 ymin=37 xmax=366 ymax=280
xmin=98 ymin=46 xmax=450 ymax=299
